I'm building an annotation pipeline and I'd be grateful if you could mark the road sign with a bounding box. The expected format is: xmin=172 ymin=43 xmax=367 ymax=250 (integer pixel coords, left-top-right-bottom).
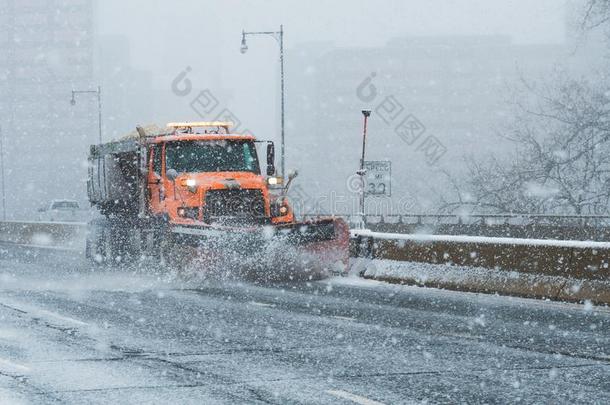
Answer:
xmin=364 ymin=160 xmax=391 ymax=196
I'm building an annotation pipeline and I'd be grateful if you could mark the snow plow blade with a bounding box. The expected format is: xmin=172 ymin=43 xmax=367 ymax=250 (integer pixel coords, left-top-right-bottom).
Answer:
xmin=168 ymin=217 xmax=350 ymax=280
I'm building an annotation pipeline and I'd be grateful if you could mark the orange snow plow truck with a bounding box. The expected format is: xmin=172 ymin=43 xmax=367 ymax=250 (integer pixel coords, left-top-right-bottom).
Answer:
xmin=86 ymin=122 xmax=349 ymax=279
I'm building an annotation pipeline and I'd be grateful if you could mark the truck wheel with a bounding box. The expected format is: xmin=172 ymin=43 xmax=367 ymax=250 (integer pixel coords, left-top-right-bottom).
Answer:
xmin=159 ymin=236 xmax=191 ymax=273
xmin=159 ymin=237 xmax=178 ymax=270
xmin=86 ymin=219 xmax=107 ymax=266
xmin=102 ymin=226 xmax=114 ymax=265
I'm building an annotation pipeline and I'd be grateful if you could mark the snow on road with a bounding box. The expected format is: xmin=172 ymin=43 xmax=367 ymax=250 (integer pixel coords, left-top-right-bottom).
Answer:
xmin=0 ymin=249 xmax=609 ymax=403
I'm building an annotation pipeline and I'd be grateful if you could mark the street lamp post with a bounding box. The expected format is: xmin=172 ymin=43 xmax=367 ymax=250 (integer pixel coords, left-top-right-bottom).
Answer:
xmin=240 ymin=25 xmax=285 ymax=177
xmin=71 ymin=86 xmax=102 ymax=144
xmin=0 ymin=125 xmax=6 ymax=221
xmin=357 ymin=109 xmax=371 ymax=229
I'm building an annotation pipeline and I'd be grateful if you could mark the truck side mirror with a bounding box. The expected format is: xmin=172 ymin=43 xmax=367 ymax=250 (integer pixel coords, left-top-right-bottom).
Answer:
xmin=284 ymin=169 xmax=299 ymax=195
xmin=266 ymin=142 xmax=275 ymax=176
xmin=166 ymin=168 xmax=178 ymax=181
xmin=287 ymin=169 xmax=298 ymax=181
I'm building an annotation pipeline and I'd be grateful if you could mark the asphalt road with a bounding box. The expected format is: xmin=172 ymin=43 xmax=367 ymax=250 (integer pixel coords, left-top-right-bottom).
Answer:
xmin=0 ymin=246 xmax=609 ymax=404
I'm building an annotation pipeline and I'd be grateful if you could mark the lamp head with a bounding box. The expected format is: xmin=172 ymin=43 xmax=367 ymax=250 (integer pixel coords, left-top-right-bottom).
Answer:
xmin=240 ymin=31 xmax=248 ymax=54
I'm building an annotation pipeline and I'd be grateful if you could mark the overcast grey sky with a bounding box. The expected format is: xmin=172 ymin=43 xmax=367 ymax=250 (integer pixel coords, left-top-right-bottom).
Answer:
xmin=97 ymin=0 xmax=566 ymax=88
xmin=93 ymin=0 xmax=570 ymax=144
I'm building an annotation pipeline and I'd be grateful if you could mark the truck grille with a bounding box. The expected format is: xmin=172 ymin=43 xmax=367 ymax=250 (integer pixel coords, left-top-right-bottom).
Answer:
xmin=183 ymin=207 xmax=200 ymax=220
xmin=204 ymin=189 xmax=266 ymax=224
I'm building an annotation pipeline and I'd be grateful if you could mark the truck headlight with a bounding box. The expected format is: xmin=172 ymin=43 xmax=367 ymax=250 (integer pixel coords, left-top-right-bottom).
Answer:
xmin=185 ymin=178 xmax=197 ymax=193
xmin=267 ymin=176 xmax=283 ymax=186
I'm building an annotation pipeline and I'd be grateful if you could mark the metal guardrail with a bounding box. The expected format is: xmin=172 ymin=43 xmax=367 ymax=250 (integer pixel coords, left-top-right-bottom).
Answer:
xmin=303 ymin=213 xmax=610 ymax=227
xmin=351 ymin=229 xmax=610 ymax=249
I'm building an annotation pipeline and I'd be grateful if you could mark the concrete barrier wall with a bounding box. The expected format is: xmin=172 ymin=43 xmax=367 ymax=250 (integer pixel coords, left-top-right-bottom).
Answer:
xmin=350 ymin=230 xmax=610 ymax=304
xmin=351 ymin=230 xmax=610 ymax=280
xmin=375 ymin=239 xmax=610 ymax=281
xmin=0 ymin=221 xmax=87 ymax=251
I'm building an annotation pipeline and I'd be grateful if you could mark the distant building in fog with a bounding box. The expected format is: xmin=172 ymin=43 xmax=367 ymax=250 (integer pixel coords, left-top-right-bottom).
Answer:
xmin=0 ymin=0 xmax=94 ymax=217
xmin=287 ymin=35 xmax=590 ymax=213
xmin=95 ymin=34 xmax=155 ymax=140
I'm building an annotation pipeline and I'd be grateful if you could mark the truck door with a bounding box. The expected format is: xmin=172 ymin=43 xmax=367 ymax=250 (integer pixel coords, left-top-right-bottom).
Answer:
xmin=148 ymin=143 xmax=164 ymax=213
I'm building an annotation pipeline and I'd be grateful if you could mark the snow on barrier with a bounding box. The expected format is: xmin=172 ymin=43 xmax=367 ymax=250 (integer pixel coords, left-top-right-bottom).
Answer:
xmin=0 ymin=221 xmax=87 ymax=251
xmin=350 ymin=229 xmax=610 ymax=304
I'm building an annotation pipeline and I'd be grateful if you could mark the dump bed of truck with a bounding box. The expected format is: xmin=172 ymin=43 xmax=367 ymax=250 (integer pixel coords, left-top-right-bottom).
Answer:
xmin=87 ymin=138 xmax=143 ymax=215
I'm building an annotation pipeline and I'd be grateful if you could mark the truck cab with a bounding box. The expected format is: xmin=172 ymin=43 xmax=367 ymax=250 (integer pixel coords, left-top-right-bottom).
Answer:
xmin=88 ymin=122 xmax=293 ymax=226
xmin=148 ymin=125 xmax=293 ymax=226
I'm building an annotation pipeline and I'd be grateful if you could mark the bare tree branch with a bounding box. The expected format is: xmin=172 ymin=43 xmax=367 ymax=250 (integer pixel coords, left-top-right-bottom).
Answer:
xmin=441 ymin=72 xmax=610 ymax=215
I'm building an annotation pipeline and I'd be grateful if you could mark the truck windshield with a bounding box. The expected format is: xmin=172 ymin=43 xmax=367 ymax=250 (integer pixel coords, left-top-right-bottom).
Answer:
xmin=165 ymin=140 xmax=260 ymax=174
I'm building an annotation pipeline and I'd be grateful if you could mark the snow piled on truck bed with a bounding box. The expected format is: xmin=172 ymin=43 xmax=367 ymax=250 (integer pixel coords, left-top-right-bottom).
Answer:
xmin=112 ymin=124 xmax=167 ymax=141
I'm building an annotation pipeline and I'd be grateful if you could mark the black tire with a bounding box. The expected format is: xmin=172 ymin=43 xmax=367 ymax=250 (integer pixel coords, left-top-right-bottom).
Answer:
xmin=86 ymin=218 xmax=109 ymax=266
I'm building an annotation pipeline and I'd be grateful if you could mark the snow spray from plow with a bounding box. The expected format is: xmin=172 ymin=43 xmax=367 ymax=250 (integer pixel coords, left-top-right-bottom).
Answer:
xmin=163 ymin=219 xmax=350 ymax=281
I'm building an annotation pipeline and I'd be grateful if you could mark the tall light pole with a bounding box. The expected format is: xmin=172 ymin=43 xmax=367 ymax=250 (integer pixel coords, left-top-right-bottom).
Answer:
xmin=0 ymin=124 xmax=6 ymax=221
xmin=240 ymin=25 xmax=285 ymax=177
xmin=71 ymin=86 xmax=102 ymax=144
xmin=357 ymin=109 xmax=371 ymax=229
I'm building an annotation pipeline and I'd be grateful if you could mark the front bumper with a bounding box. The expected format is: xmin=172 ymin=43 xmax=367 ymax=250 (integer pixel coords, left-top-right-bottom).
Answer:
xmin=168 ymin=218 xmax=350 ymax=276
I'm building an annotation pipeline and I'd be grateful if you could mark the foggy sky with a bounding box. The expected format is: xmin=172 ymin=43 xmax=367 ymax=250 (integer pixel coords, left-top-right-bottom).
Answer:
xmin=94 ymin=0 xmax=567 ymax=156
xmin=96 ymin=0 xmax=566 ymax=90
xmin=98 ymin=0 xmax=566 ymax=74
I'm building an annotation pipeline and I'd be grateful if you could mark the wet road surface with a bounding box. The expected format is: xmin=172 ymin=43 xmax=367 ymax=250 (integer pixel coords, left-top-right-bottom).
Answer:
xmin=0 ymin=246 xmax=608 ymax=404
